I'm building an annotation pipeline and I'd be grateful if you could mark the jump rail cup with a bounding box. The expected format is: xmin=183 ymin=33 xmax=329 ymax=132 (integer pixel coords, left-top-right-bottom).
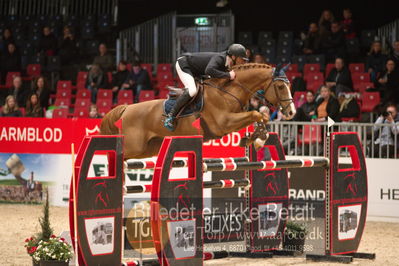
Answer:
xmin=69 ymin=132 xmax=374 ymax=266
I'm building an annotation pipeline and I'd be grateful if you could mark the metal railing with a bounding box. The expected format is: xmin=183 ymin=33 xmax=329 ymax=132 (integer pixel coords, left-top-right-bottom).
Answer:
xmin=268 ymin=121 xmax=399 ymax=159
xmin=119 ymin=12 xmax=176 ymax=66
xmin=378 ymin=18 xmax=399 ymax=51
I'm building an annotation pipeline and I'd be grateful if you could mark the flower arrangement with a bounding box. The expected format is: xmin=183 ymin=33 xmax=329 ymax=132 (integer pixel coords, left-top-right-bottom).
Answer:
xmin=24 ymin=190 xmax=72 ymax=265
xmin=24 ymin=236 xmax=39 ymax=258
xmin=31 ymin=235 xmax=72 ymax=263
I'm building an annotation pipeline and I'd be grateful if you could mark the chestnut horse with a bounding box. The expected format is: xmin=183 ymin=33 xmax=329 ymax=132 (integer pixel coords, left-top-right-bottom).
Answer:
xmin=100 ymin=63 xmax=296 ymax=159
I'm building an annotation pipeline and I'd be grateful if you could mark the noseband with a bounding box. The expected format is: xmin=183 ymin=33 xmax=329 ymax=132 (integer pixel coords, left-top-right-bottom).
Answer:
xmin=261 ymin=77 xmax=293 ymax=114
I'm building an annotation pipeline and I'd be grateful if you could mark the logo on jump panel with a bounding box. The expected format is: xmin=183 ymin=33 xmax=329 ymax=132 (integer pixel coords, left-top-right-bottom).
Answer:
xmin=93 ymin=181 xmax=110 ymax=207
xmin=344 ymin=173 xmax=358 ymax=196
xmin=174 ymin=183 xmax=191 ymax=209
xmin=263 ymin=172 xmax=279 ymax=195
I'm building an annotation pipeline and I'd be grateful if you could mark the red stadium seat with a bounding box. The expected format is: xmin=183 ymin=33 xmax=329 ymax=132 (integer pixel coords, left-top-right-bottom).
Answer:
xmin=287 ymin=64 xmax=298 ymax=73
xmin=141 ymin=63 xmax=153 ymax=75
xmin=325 ymin=63 xmax=335 ymax=77
xmin=299 ymin=125 xmax=322 ymax=144
xmin=97 ymin=89 xmax=113 ymax=100
xmin=293 ymin=91 xmax=307 ymax=108
xmin=73 ymin=107 xmax=89 ymax=118
xmin=139 ymin=90 xmax=155 ymax=102
xmin=349 ymin=63 xmax=365 ymax=73
xmin=55 ymin=89 xmax=72 ymax=99
xmin=304 ymin=72 xmax=324 ymax=83
xmin=52 ymin=108 xmax=69 ymax=118
xmin=97 ymin=98 xmax=113 ymax=109
xmin=54 ymin=98 xmax=71 ymax=107
xmin=361 ymin=92 xmax=380 ymax=112
xmin=286 ymin=72 xmax=302 ymax=82
xmin=0 ymin=72 xmax=21 ymax=89
xmin=352 ymin=72 xmax=370 ymax=83
xmin=76 ymin=89 xmax=91 ymax=99
xmin=98 ymin=107 xmax=111 ymax=117
xmin=157 ymin=63 xmax=172 ymax=74
xmin=306 ymin=80 xmax=324 ymax=93
xmin=303 ymin=64 xmax=321 ymax=75
xmin=57 ymin=80 xmax=72 ymax=90
xmin=354 ymin=82 xmax=374 ymax=93
xmin=77 ymin=72 xmax=88 ymax=84
xmin=157 ymin=72 xmax=174 ymax=83
xmin=26 ymin=64 xmax=41 ymax=79
xmin=117 ymin=90 xmax=133 ymax=105
xmin=75 ymin=98 xmax=91 ymax=109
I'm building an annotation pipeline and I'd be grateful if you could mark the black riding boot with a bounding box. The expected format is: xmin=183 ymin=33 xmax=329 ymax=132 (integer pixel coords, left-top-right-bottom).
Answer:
xmin=164 ymin=90 xmax=192 ymax=131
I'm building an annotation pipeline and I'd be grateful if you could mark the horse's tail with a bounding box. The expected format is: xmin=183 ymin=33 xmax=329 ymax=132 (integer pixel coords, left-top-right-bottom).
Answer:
xmin=100 ymin=105 xmax=128 ymax=135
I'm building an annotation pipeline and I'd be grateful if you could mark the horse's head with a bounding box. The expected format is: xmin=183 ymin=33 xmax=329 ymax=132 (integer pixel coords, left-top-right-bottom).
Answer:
xmin=263 ymin=63 xmax=296 ymax=120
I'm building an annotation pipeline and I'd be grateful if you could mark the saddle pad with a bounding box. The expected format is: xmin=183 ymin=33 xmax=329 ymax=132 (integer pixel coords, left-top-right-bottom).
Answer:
xmin=163 ymin=94 xmax=204 ymax=118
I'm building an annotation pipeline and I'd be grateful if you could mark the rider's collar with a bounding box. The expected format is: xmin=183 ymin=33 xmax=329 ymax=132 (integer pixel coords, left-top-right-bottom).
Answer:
xmin=226 ymin=56 xmax=232 ymax=68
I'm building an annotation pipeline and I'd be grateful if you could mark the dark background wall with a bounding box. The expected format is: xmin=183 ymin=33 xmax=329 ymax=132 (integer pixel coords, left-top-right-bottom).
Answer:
xmin=119 ymin=0 xmax=398 ymax=33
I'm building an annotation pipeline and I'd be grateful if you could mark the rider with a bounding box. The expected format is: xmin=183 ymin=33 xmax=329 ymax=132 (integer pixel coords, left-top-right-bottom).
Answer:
xmin=163 ymin=43 xmax=249 ymax=131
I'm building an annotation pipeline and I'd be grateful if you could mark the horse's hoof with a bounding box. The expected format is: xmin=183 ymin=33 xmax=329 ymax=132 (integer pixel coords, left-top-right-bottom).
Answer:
xmin=239 ymin=137 xmax=249 ymax=147
xmin=254 ymin=138 xmax=266 ymax=151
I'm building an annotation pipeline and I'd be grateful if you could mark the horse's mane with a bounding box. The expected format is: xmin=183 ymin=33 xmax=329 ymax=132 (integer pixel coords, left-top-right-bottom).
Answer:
xmin=231 ymin=63 xmax=272 ymax=71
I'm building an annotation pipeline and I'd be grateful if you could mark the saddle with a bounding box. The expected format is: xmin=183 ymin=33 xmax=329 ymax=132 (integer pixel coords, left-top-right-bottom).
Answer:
xmin=162 ymin=76 xmax=210 ymax=118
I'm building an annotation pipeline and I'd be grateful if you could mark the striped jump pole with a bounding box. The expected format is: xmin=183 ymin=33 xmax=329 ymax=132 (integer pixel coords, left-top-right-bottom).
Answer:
xmin=127 ymin=157 xmax=329 ymax=172
xmin=126 ymin=178 xmax=250 ymax=193
xmin=126 ymin=157 xmax=249 ymax=170
xmin=203 ymin=157 xmax=329 ymax=172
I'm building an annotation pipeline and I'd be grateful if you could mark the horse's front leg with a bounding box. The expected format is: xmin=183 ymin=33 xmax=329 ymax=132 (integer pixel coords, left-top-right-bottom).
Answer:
xmin=223 ymin=111 xmax=269 ymax=149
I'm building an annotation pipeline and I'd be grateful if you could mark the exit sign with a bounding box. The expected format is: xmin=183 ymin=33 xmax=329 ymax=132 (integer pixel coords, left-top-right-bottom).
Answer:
xmin=195 ymin=17 xmax=209 ymax=26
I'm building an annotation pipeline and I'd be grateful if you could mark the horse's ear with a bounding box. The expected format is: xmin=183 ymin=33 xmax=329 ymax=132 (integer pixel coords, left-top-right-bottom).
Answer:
xmin=281 ymin=63 xmax=291 ymax=74
xmin=274 ymin=63 xmax=282 ymax=77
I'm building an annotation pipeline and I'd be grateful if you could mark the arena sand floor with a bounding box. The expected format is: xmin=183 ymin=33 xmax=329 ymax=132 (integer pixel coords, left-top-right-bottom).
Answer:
xmin=1 ymin=204 xmax=398 ymax=266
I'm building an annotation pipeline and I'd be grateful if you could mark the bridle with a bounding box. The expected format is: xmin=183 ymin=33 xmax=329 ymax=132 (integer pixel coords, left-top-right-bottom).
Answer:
xmin=204 ymin=70 xmax=294 ymax=113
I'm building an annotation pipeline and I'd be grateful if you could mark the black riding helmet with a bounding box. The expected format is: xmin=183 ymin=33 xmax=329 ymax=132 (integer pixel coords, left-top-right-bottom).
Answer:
xmin=227 ymin=43 xmax=249 ymax=61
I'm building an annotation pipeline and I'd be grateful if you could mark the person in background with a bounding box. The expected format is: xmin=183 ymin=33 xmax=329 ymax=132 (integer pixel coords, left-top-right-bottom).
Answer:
xmin=1 ymin=43 xmax=21 ymax=81
xmin=111 ymin=60 xmax=131 ymax=104
xmin=128 ymin=61 xmax=151 ymax=103
xmin=303 ymin=23 xmax=321 ymax=55
xmin=318 ymin=10 xmax=335 ymax=37
xmin=326 ymin=57 xmax=353 ymax=95
xmin=93 ymin=43 xmax=114 ymax=72
xmin=338 ymin=92 xmax=360 ymax=120
xmin=88 ymin=104 xmax=102 ymax=118
xmin=389 ymin=40 xmax=399 ymax=70
xmin=25 ymin=93 xmax=44 ymax=117
xmin=254 ymin=53 xmax=266 ymax=64
xmin=0 ymin=95 xmax=22 ymax=117
xmin=341 ymin=8 xmax=356 ymax=39
xmin=293 ymin=90 xmax=316 ymax=121
xmin=58 ymin=26 xmax=78 ymax=65
xmin=39 ymin=26 xmax=57 ymax=56
xmin=245 ymin=48 xmax=254 ymax=62
xmin=367 ymin=41 xmax=387 ymax=83
xmin=0 ymin=28 xmax=14 ymax=53
xmin=377 ymin=59 xmax=399 ymax=105
xmin=10 ymin=76 xmax=29 ymax=107
xmin=373 ymin=104 xmax=399 ymax=158
xmin=313 ymin=85 xmax=340 ymax=122
xmin=86 ymin=64 xmax=108 ymax=103
xmin=31 ymin=76 xmax=50 ymax=109
xmin=249 ymin=96 xmax=262 ymax=111
xmin=322 ymin=22 xmax=346 ymax=62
